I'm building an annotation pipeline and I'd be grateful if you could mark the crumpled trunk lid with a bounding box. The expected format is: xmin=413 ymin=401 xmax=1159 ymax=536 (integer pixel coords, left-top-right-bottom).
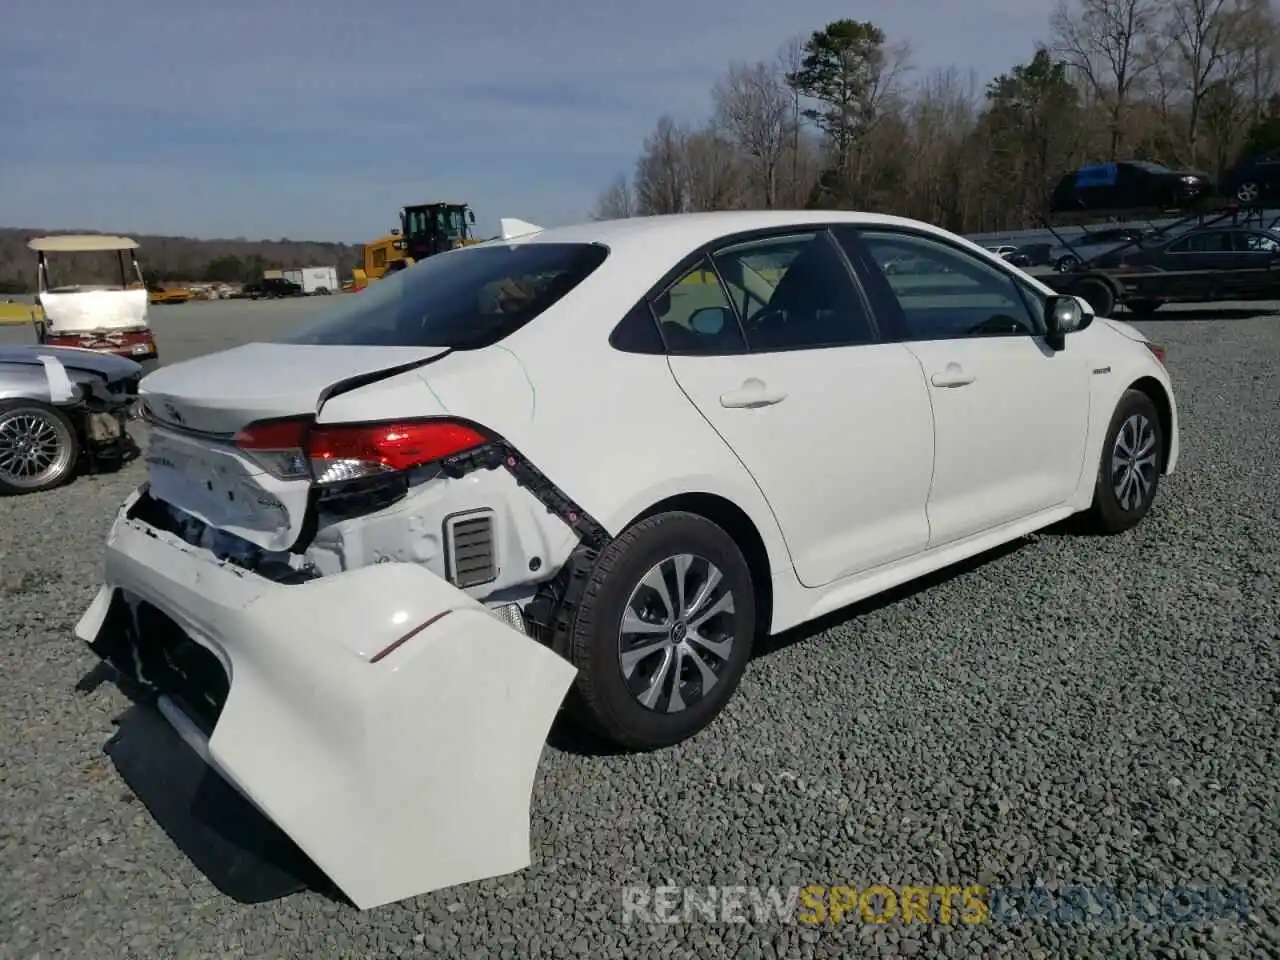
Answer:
xmin=139 ymin=343 xmax=451 ymax=552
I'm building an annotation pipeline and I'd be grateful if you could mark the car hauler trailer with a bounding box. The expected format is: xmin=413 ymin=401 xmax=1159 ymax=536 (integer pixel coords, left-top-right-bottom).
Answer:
xmin=1036 ymin=201 xmax=1280 ymax=317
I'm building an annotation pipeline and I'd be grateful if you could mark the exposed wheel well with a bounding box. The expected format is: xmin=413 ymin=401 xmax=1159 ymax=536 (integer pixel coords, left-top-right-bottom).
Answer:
xmin=629 ymin=493 xmax=774 ymax=640
xmin=1128 ymin=376 xmax=1174 ymax=471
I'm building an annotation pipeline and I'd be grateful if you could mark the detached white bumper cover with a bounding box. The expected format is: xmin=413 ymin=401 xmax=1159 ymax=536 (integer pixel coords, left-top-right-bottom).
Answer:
xmin=75 ymin=493 xmax=577 ymax=910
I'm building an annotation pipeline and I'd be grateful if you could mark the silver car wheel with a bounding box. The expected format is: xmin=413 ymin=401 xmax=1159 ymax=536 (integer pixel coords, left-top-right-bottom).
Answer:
xmin=617 ymin=553 xmax=737 ymax=714
xmin=1111 ymin=413 xmax=1158 ymax=511
xmin=1236 ymin=182 xmax=1260 ymax=203
xmin=0 ymin=406 xmax=75 ymax=490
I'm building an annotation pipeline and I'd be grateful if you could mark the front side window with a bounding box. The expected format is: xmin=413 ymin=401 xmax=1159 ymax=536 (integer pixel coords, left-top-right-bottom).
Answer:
xmin=280 ymin=242 xmax=608 ymax=349
xmin=1239 ymin=232 xmax=1280 ymax=252
xmin=852 ymin=230 xmax=1042 ymax=340
xmin=1168 ymin=231 xmax=1230 ymax=253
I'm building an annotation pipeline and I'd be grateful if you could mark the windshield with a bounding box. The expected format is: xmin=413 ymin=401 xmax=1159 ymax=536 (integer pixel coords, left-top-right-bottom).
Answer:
xmin=279 ymin=241 xmax=609 ymax=349
xmin=1128 ymin=161 xmax=1171 ymax=173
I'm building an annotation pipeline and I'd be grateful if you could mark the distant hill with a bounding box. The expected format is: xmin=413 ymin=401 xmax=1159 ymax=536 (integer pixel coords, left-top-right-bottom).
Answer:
xmin=0 ymin=227 xmax=362 ymax=292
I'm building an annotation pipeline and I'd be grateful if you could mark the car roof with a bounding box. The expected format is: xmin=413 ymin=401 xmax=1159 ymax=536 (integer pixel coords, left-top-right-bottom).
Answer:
xmin=504 ymin=210 xmax=963 ymax=257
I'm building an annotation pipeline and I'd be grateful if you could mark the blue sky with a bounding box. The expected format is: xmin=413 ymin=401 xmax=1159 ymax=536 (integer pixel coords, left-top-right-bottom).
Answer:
xmin=0 ymin=0 xmax=1054 ymax=242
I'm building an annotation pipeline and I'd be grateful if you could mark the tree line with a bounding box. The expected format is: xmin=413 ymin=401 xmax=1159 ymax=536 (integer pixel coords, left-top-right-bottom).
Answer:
xmin=592 ymin=0 xmax=1280 ymax=234
xmin=0 ymin=228 xmax=361 ymax=293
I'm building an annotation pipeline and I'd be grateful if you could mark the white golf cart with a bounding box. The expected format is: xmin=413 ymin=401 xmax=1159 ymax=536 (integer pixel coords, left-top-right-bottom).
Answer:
xmin=28 ymin=234 xmax=159 ymax=371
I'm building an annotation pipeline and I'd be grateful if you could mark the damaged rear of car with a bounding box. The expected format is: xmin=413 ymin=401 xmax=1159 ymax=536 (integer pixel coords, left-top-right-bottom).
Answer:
xmin=76 ymin=238 xmax=612 ymax=909
xmin=0 ymin=344 xmax=141 ymax=494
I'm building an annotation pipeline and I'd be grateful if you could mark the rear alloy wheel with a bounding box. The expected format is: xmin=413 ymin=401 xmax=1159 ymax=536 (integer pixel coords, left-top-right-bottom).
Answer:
xmin=0 ymin=401 xmax=79 ymax=495
xmin=1077 ymin=389 xmax=1163 ymax=534
xmin=1236 ymin=181 xmax=1260 ymax=204
xmin=565 ymin=511 xmax=755 ymax=750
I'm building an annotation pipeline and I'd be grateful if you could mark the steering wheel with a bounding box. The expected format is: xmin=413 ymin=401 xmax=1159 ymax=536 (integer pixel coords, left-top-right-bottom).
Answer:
xmin=963 ymin=314 xmax=1025 ymax=337
xmin=744 ymin=304 xmax=788 ymax=335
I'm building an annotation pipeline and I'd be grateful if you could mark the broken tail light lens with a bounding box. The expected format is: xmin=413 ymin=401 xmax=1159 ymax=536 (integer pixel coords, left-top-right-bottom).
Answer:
xmin=307 ymin=420 xmax=488 ymax=484
xmin=233 ymin=417 xmax=489 ymax=484
xmin=233 ymin=417 xmax=311 ymax=480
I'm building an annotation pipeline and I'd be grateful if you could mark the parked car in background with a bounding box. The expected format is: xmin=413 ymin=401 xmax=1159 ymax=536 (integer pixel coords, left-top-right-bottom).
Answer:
xmin=1219 ymin=150 xmax=1280 ymax=205
xmin=1050 ymin=227 xmax=1148 ymax=272
xmin=243 ymin=277 xmax=304 ymax=299
xmin=1063 ymin=224 xmax=1280 ymax=316
xmin=1050 ymin=161 xmax=1214 ymax=214
xmin=0 ymin=344 xmax=140 ymax=494
xmin=1006 ymin=242 xmax=1052 ymax=268
xmin=983 ymin=244 xmax=1018 ymax=259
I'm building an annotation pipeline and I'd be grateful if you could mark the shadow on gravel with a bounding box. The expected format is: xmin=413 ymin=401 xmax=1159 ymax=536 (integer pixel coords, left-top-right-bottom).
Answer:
xmin=77 ymin=662 xmax=350 ymax=909
xmin=1123 ymin=305 xmax=1278 ymax=322
xmin=755 ymin=536 xmax=1028 ymax=660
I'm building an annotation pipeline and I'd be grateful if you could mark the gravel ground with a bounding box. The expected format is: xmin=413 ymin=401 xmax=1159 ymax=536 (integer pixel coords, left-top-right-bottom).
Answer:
xmin=1 ymin=300 xmax=1278 ymax=959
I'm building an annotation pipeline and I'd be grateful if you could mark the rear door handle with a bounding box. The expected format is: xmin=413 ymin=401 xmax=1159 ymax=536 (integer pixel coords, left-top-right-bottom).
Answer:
xmin=930 ymin=363 xmax=975 ymax=388
xmin=719 ymin=378 xmax=788 ymax=408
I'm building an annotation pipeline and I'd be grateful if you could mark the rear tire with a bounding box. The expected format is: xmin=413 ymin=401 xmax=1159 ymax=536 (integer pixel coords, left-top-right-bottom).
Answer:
xmin=1125 ymin=299 xmax=1162 ymax=316
xmin=1077 ymin=389 xmax=1163 ymax=535
xmin=565 ymin=511 xmax=756 ymax=750
xmin=0 ymin=400 xmax=80 ymax=495
xmin=1056 ymin=254 xmax=1080 ymax=272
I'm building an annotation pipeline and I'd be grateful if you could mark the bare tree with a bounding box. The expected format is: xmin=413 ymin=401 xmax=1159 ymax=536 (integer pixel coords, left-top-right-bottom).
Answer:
xmin=903 ymin=67 xmax=980 ymax=228
xmin=1161 ymin=0 xmax=1250 ymax=161
xmin=683 ymin=125 xmax=745 ymax=211
xmin=712 ymin=61 xmax=792 ymax=207
xmin=634 ymin=116 xmax=689 ymax=214
xmin=777 ymin=35 xmax=807 ymax=205
xmin=590 ymin=175 xmax=636 ymax=220
xmin=1052 ymin=0 xmax=1160 ymax=158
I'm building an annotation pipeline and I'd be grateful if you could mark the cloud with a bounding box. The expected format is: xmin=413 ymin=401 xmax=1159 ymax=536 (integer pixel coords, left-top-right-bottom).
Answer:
xmin=0 ymin=0 xmax=1056 ymax=241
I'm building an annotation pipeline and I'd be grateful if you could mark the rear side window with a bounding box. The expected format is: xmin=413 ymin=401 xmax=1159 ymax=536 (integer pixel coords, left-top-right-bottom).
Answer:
xmin=280 ymin=242 xmax=609 ymax=349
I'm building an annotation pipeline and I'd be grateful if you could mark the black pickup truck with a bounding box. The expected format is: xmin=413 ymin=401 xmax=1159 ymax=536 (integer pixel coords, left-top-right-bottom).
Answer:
xmin=1043 ymin=222 xmax=1280 ymax=316
xmin=243 ymin=278 xmax=303 ymax=300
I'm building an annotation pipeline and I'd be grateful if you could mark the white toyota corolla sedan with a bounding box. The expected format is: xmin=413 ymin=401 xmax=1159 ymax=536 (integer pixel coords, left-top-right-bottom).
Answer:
xmin=77 ymin=210 xmax=1178 ymax=909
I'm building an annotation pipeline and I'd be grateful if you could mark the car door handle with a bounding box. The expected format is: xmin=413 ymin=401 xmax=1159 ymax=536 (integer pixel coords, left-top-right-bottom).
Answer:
xmin=719 ymin=379 xmax=788 ymax=408
xmin=930 ymin=363 xmax=975 ymax=388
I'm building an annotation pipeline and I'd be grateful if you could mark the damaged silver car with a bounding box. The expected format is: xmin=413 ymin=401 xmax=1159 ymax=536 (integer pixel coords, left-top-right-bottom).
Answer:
xmin=0 ymin=344 xmax=142 ymax=494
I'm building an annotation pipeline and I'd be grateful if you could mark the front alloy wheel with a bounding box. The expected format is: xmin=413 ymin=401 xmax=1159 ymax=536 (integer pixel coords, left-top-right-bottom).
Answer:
xmin=1111 ymin=413 xmax=1159 ymax=512
xmin=1236 ymin=181 xmax=1260 ymax=204
xmin=1078 ymin=389 xmax=1164 ymax=534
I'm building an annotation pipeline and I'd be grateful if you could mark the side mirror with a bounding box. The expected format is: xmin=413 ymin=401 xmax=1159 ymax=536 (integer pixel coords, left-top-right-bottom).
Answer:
xmin=689 ymin=306 xmax=729 ymax=336
xmin=1044 ymin=293 xmax=1093 ymax=348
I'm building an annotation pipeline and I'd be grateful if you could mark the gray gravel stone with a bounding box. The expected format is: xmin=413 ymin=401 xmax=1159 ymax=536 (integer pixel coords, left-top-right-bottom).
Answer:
xmin=0 ymin=301 xmax=1276 ymax=959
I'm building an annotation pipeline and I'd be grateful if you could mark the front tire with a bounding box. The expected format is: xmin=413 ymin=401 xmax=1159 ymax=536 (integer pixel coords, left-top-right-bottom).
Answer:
xmin=565 ymin=511 xmax=756 ymax=750
xmin=1077 ymin=389 xmax=1164 ymax=535
xmin=0 ymin=400 xmax=80 ymax=495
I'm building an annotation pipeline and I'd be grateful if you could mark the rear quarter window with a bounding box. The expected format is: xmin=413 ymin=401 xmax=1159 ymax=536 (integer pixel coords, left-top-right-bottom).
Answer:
xmin=279 ymin=242 xmax=609 ymax=349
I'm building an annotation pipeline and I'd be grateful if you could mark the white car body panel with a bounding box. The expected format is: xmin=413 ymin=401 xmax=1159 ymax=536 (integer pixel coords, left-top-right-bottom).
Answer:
xmin=76 ymin=491 xmax=576 ymax=911
xmin=667 ymin=344 xmax=934 ymax=587
xmin=902 ymin=336 xmax=1092 ymax=546
xmin=79 ymin=209 xmax=1180 ymax=910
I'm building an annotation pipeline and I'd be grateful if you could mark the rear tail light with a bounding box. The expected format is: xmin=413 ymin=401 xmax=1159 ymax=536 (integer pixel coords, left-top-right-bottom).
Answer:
xmin=233 ymin=417 xmax=489 ymax=483
xmin=1144 ymin=342 xmax=1166 ymax=364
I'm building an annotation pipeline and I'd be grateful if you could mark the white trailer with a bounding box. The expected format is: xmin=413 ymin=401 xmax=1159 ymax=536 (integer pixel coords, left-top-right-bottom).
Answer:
xmin=283 ymin=266 xmax=339 ymax=295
